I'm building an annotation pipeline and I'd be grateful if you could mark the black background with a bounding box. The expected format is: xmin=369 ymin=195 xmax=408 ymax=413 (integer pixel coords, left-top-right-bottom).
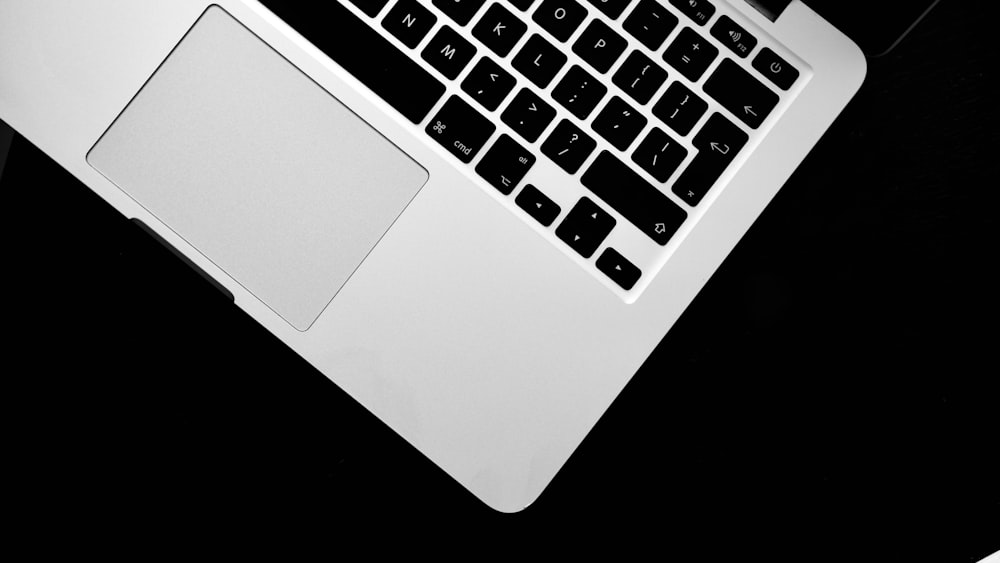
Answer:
xmin=3 ymin=1 xmax=996 ymax=556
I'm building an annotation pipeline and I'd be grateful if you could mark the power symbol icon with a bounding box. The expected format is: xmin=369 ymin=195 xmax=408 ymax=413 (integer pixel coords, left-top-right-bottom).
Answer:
xmin=770 ymin=62 xmax=783 ymax=74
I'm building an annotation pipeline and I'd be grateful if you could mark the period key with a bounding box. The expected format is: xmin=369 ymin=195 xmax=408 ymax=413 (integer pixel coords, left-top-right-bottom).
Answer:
xmin=426 ymin=96 xmax=496 ymax=163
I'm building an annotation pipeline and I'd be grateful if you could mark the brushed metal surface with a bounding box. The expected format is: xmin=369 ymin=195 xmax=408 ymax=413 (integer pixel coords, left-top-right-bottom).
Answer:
xmin=87 ymin=6 xmax=428 ymax=330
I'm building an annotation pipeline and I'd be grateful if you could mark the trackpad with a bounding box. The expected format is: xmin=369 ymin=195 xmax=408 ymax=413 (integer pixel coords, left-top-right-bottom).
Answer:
xmin=88 ymin=6 xmax=428 ymax=330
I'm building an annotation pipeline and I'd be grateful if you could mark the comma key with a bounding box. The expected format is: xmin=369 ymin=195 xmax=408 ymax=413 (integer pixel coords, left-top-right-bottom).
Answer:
xmin=426 ymin=96 xmax=497 ymax=164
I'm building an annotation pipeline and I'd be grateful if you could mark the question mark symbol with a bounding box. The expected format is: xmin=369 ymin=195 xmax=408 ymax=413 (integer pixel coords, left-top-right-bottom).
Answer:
xmin=570 ymin=133 xmax=579 ymax=144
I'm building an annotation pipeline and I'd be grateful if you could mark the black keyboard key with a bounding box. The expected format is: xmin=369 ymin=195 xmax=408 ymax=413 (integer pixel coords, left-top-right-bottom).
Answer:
xmin=348 ymin=0 xmax=390 ymax=17
xmin=669 ymin=0 xmax=714 ymax=26
xmin=501 ymin=88 xmax=557 ymax=142
xmin=691 ymin=112 xmax=747 ymax=154
xmin=596 ymin=248 xmax=641 ymax=290
xmin=461 ymin=57 xmax=517 ymax=111
xmin=262 ymin=1 xmax=445 ymax=124
xmin=556 ymin=197 xmax=616 ymax=258
xmin=472 ymin=3 xmax=528 ymax=57
xmin=572 ymin=19 xmax=627 ymax=74
xmin=511 ymin=34 xmax=568 ymax=88
xmin=631 ymin=127 xmax=687 ymax=182
xmin=592 ymin=96 xmax=647 ymax=151
xmin=710 ymin=15 xmax=757 ymax=58
xmin=541 ymin=119 xmax=597 ymax=174
xmin=382 ymin=0 xmax=438 ymax=49
xmin=703 ymin=58 xmax=778 ymax=129
xmin=663 ymin=27 xmax=718 ymax=82
xmin=752 ymin=47 xmax=799 ymax=91
xmin=622 ymin=0 xmax=678 ymax=51
xmin=475 ymin=134 xmax=536 ymax=194
xmin=612 ymin=51 xmax=667 ymax=105
xmin=508 ymin=0 xmax=536 ymax=11
xmin=532 ymin=0 xmax=588 ymax=42
xmin=581 ymin=151 xmax=687 ymax=245
xmin=651 ymin=81 xmax=707 ymax=135
xmin=426 ymin=96 xmax=497 ymax=163
xmin=585 ymin=0 xmax=632 ymax=20
xmin=421 ymin=26 xmax=477 ymax=79
xmin=552 ymin=65 xmax=608 ymax=119
xmin=515 ymin=184 xmax=562 ymax=226
xmin=672 ymin=112 xmax=748 ymax=205
xmin=433 ymin=0 xmax=486 ymax=26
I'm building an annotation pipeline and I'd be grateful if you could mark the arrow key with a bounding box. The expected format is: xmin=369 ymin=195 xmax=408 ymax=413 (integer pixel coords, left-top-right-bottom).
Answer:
xmin=556 ymin=197 xmax=616 ymax=258
xmin=596 ymin=248 xmax=641 ymax=290
xmin=515 ymin=184 xmax=562 ymax=226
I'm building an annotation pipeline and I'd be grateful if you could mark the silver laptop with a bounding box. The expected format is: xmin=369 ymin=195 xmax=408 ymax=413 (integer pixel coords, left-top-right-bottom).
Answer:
xmin=0 ymin=0 xmax=865 ymax=511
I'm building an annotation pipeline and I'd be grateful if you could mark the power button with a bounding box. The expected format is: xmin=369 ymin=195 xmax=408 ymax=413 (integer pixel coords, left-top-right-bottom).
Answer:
xmin=752 ymin=47 xmax=799 ymax=91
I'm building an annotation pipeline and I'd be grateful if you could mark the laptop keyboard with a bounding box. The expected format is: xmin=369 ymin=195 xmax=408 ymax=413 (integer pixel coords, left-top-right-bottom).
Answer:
xmin=260 ymin=0 xmax=806 ymax=299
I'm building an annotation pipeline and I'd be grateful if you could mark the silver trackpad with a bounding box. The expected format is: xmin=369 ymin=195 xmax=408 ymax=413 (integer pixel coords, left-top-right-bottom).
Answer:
xmin=88 ymin=6 xmax=428 ymax=330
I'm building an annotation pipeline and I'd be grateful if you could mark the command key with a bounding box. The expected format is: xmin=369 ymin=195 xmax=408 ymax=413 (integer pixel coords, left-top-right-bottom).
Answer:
xmin=425 ymin=96 xmax=496 ymax=163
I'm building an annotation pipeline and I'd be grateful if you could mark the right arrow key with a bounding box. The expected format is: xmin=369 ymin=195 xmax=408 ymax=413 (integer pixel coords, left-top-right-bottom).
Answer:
xmin=703 ymin=58 xmax=779 ymax=129
xmin=596 ymin=248 xmax=642 ymax=291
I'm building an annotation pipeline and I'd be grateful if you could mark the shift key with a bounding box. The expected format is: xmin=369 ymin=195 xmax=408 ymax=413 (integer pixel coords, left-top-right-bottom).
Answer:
xmin=581 ymin=151 xmax=687 ymax=246
xmin=426 ymin=96 xmax=496 ymax=163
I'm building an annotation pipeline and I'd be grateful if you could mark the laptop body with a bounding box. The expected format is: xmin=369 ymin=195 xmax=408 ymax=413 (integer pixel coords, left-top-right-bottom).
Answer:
xmin=0 ymin=0 xmax=865 ymax=512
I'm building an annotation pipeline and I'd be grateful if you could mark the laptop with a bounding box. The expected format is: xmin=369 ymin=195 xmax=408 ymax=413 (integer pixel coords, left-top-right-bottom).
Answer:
xmin=0 ymin=1 xmax=868 ymax=511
